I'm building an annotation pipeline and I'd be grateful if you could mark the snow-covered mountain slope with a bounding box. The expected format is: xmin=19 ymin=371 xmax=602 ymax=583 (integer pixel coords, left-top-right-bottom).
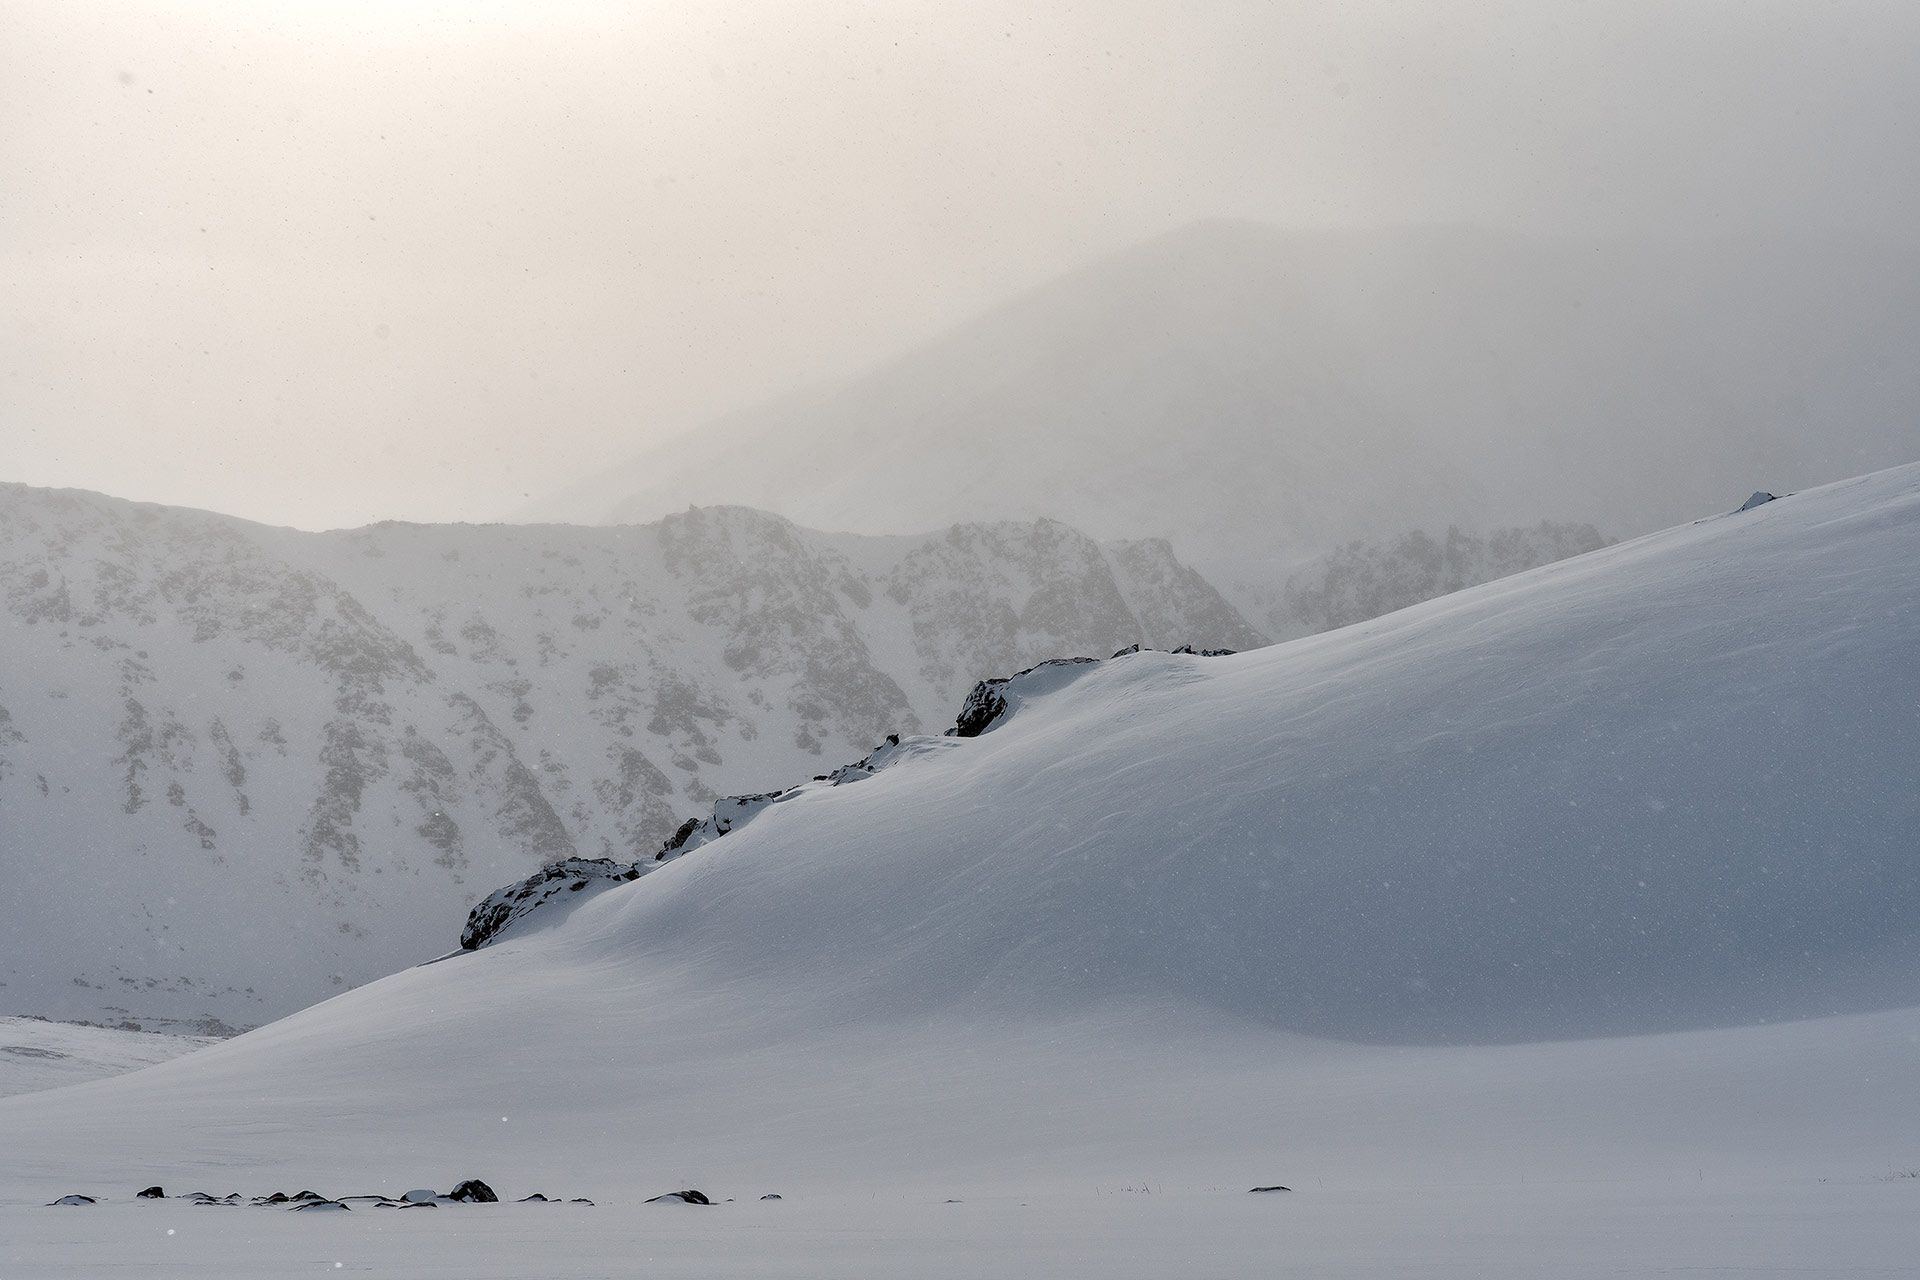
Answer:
xmin=0 ymin=486 xmax=1258 ymax=1029
xmin=1273 ymin=519 xmax=1612 ymax=637
xmin=536 ymin=222 xmax=1920 ymax=597
xmin=3 ymin=463 xmax=1913 ymax=1243
xmin=0 ymin=1017 xmax=213 ymax=1100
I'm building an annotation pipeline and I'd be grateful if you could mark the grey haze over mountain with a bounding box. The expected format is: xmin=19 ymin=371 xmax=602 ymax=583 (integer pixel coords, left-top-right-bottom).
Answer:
xmin=0 ymin=483 xmax=1261 ymax=1031
xmin=535 ymin=221 xmax=1920 ymax=607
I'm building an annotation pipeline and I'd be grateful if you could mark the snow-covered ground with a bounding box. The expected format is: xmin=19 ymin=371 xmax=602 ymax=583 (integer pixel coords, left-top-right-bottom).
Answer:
xmin=9 ymin=1177 xmax=1919 ymax=1279
xmin=3 ymin=463 xmax=1916 ymax=1274
xmin=0 ymin=1018 xmax=214 ymax=1099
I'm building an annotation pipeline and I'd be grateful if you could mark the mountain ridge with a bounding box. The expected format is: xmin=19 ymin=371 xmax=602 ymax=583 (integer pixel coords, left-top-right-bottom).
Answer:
xmin=531 ymin=220 xmax=1920 ymax=609
xmin=0 ymin=483 xmax=1260 ymax=1030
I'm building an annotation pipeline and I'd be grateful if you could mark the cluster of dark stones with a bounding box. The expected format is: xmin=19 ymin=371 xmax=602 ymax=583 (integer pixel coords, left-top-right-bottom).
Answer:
xmin=57 ymin=1182 xmax=1290 ymax=1207
xmin=48 ymin=1179 xmax=602 ymax=1211
xmin=642 ymin=1189 xmax=785 ymax=1204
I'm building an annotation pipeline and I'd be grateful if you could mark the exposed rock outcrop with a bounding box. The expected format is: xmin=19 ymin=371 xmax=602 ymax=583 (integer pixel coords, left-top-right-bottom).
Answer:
xmin=459 ymin=859 xmax=642 ymax=951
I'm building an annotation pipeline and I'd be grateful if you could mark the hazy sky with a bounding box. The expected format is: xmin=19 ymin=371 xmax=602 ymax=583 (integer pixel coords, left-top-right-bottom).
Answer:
xmin=4 ymin=0 xmax=1918 ymax=528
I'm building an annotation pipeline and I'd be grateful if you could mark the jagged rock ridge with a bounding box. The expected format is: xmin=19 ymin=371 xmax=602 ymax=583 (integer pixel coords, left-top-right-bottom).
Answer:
xmin=460 ymin=647 xmax=1237 ymax=950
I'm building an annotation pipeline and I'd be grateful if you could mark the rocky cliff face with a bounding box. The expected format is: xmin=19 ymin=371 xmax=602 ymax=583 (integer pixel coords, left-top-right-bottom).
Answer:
xmin=0 ymin=485 xmax=1261 ymax=1029
xmin=1273 ymin=521 xmax=1612 ymax=637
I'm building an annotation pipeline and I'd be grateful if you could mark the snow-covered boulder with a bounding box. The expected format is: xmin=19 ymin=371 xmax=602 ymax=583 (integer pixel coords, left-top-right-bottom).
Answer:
xmin=948 ymin=647 xmax=1232 ymax=738
xmin=460 ymin=859 xmax=643 ymax=951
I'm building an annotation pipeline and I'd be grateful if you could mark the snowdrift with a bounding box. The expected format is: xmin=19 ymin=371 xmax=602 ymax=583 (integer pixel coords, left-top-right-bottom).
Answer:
xmin=1 ymin=464 xmax=1916 ymax=1201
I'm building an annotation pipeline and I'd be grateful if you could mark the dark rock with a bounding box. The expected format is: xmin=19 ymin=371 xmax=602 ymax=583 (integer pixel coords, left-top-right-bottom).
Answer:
xmin=461 ymin=857 xmax=643 ymax=950
xmin=1737 ymin=491 xmax=1779 ymax=512
xmin=49 ymin=1194 xmax=96 ymax=1206
xmin=136 ymin=1185 xmax=165 ymax=1199
xmin=659 ymin=816 xmax=705 ymax=857
xmin=645 ymin=1189 xmax=711 ymax=1205
xmin=570 ymin=1198 xmax=594 ymax=1205
xmin=257 ymin=1192 xmax=290 ymax=1204
xmin=760 ymin=1193 xmax=783 ymax=1200
xmin=1248 ymin=1185 xmax=1292 ymax=1193
xmin=448 ymin=1179 xmax=499 ymax=1203
xmin=518 ymin=1193 xmax=551 ymax=1202
xmin=949 ymin=678 xmax=1012 ymax=737
xmin=291 ymin=1190 xmax=325 ymax=1201
xmin=953 ymin=653 xmax=1237 ymax=738
xmin=292 ymin=1200 xmax=351 ymax=1212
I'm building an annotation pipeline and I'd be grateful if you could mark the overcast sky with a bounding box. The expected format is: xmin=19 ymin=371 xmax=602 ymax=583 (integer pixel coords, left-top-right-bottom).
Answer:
xmin=4 ymin=0 xmax=1918 ymax=529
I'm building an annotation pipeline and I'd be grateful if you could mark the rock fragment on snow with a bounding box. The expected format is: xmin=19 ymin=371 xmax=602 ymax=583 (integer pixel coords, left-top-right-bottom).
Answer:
xmin=448 ymin=1179 xmax=499 ymax=1203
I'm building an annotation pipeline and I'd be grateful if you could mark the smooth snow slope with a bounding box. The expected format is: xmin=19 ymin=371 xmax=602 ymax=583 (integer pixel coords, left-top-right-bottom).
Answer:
xmin=2 ymin=466 xmax=1916 ymax=1231
xmin=0 ymin=1018 xmax=214 ymax=1099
